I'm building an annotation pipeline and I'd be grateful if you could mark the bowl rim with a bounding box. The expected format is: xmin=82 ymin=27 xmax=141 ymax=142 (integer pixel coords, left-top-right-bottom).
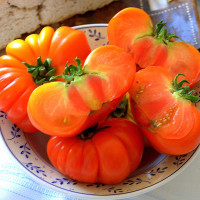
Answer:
xmin=72 ymin=23 xmax=108 ymax=29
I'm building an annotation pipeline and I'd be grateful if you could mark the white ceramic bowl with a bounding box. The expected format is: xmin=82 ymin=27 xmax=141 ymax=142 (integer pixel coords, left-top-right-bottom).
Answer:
xmin=0 ymin=24 xmax=200 ymax=200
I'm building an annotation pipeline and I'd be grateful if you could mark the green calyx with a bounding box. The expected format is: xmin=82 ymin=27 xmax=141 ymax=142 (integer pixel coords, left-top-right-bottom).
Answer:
xmin=154 ymin=20 xmax=181 ymax=44
xmin=23 ymin=57 xmax=56 ymax=85
xmin=110 ymin=95 xmax=128 ymax=118
xmin=50 ymin=58 xmax=84 ymax=84
xmin=78 ymin=124 xmax=110 ymax=140
xmin=172 ymin=73 xmax=199 ymax=103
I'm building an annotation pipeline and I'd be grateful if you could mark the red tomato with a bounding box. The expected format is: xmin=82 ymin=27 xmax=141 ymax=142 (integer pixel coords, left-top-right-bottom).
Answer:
xmin=107 ymin=7 xmax=200 ymax=86
xmin=0 ymin=26 xmax=91 ymax=132
xmin=129 ymin=66 xmax=200 ymax=155
xmin=27 ymin=45 xmax=136 ymax=137
xmin=47 ymin=118 xmax=144 ymax=184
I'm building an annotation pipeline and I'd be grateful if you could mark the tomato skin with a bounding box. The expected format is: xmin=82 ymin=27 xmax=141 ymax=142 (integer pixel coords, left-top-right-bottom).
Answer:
xmin=0 ymin=63 xmax=37 ymax=133
xmin=164 ymin=41 xmax=200 ymax=86
xmin=132 ymin=36 xmax=168 ymax=69
xmin=28 ymin=45 xmax=136 ymax=137
xmin=0 ymin=26 xmax=91 ymax=133
xmin=133 ymin=37 xmax=200 ymax=86
xmin=141 ymin=105 xmax=200 ymax=155
xmin=108 ymin=7 xmax=200 ymax=86
xmin=107 ymin=7 xmax=153 ymax=53
xmin=129 ymin=66 xmax=200 ymax=155
xmin=47 ymin=118 xmax=144 ymax=184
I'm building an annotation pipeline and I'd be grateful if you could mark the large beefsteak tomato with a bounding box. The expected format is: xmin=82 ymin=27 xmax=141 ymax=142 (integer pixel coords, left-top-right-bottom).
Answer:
xmin=0 ymin=26 xmax=91 ymax=132
xmin=27 ymin=45 xmax=136 ymax=137
xmin=47 ymin=118 xmax=144 ymax=184
xmin=129 ymin=66 xmax=200 ymax=155
xmin=107 ymin=7 xmax=200 ymax=86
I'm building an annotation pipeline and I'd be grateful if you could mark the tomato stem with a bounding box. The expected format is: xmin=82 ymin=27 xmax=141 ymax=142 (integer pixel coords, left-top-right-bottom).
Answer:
xmin=78 ymin=124 xmax=110 ymax=140
xmin=173 ymin=73 xmax=199 ymax=102
xmin=50 ymin=58 xmax=84 ymax=84
xmin=154 ymin=20 xmax=181 ymax=44
xmin=23 ymin=57 xmax=56 ymax=85
xmin=110 ymin=95 xmax=128 ymax=118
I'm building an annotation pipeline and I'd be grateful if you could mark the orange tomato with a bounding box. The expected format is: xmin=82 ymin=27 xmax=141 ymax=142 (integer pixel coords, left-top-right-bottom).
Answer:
xmin=27 ymin=45 xmax=136 ymax=137
xmin=0 ymin=26 xmax=91 ymax=132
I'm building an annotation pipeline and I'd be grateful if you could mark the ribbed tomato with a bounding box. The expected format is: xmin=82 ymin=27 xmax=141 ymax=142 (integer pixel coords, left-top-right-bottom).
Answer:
xmin=129 ymin=66 xmax=200 ymax=155
xmin=0 ymin=26 xmax=91 ymax=132
xmin=47 ymin=118 xmax=144 ymax=184
xmin=27 ymin=45 xmax=136 ymax=137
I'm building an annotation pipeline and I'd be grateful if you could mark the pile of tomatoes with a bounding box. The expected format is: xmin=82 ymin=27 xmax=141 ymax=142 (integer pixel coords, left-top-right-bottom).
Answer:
xmin=1 ymin=7 xmax=200 ymax=185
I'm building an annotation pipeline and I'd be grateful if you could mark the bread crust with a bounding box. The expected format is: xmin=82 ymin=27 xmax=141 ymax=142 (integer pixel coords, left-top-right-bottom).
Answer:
xmin=0 ymin=0 xmax=116 ymax=50
xmin=7 ymin=0 xmax=43 ymax=8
